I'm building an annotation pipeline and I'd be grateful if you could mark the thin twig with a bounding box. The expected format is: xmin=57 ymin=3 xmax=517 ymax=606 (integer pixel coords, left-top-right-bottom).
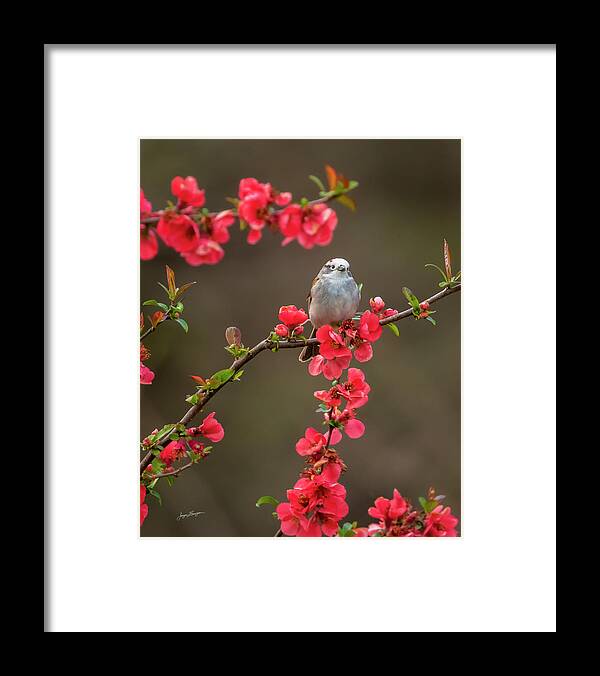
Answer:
xmin=140 ymin=316 xmax=170 ymax=342
xmin=140 ymin=192 xmax=339 ymax=227
xmin=140 ymin=283 xmax=460 ymax=474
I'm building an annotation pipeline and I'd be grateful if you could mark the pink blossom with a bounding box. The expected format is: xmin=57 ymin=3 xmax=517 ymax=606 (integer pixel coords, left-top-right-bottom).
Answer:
xmin=140 ymin=225 xmax=158 ymax=261
xmin=199 ymin=412 xmax=224 ymax=442
xmin=207 ymin=210 xmax=235 ymax=244
xmin=157 ymin=212 xmax=200 ymax=253
xmin=423 ymin=505 xmax=459 ymax=537
xmin=140 ymin=363 xmax=155 ymax=385
xmin=171 ymin=176 xmax=206 ymax=207
xmin=353 ymin=340 xmax=373 ymax=363
xmin=359 ymin=311 xmax=383 ymax=343
xmin=140 ymin=189 xmax=152 ymax=217
xmin=140 ymin=485 xmax=149 ymax=526
xmin=181 ymin=237 xmax=225 ymax=266
xmin=278 ymin=305 xmax=309 ymax=329
xmin=368 ymin=489 xmax=408 ymax=529
xmin=337 ymin=368 xmax=371 ymax=409
xmin=369 ymin=296 xmax=386 ymax=313
xmin=160 ymin=440 xmax=185 ymax=467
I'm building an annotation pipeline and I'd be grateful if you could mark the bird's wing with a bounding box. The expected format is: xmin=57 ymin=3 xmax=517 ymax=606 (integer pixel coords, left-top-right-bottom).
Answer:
xmin=306 ymin=274 xmax=320 ymax=311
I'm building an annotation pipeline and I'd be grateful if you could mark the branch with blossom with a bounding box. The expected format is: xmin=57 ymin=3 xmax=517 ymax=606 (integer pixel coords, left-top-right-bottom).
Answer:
xmin=139 ymin=265 xmax=196 ymax=386
xmin=140 ymin=239 xmax=461 ymax=531
xmin=140 ymin=165 xmax=358 ymax=265
xmin=258 ymin=272 xmax=460 ymax=537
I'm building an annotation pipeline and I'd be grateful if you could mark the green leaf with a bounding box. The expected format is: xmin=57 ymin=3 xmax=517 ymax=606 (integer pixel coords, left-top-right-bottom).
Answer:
xmin=209 ymin=368 xmax=234 ymax=387
xmin=308 ymin=175 xmax=325 ymax=192
xmin=419 ymin=497 xmax=438 ymax=513
xmin=426 ymin=316 xmax=437 ymax=326
xmin=157 ymin=282 xmax=170 ymax=296
xmin=185 ymin=393 xmax=200 ymax=405
xmin=347 ymin=180 xmax=359 ymax=191
xmin=151 ymin=424 xmax=175 ymax=442
xmin=386 ymin=323 xmax=400 ymax=337
xmin=425 ymin=263 xmax=448 ymax=282
xmin=357 ymin=282 xmax=363 ymax=295
xmin=175 ymin=281 xmax=197 ymax=300
xmin=165 ymin=475 xmax=175 ymax=487
xmin=175 ymin=318 xmax=189 ymax=333
xmin=256 ymin=495 xmax=279 ymax=508
xmin=143 ymin=299 xmax=169 ymax=311
xmin=402 ymin=287 xmax=421 ymax=310
xmin=148 ymin=488 xmax=162 ymax=506
xmin=336 ymin=194 xmax=356 ymax=211
xmin=338 ymin=522 xmax=356 ymax=537
xmin=232 ymin=370 xmax=244 ymax=381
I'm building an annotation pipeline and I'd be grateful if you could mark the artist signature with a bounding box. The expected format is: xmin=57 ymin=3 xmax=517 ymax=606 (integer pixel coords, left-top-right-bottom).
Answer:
xmin=176 ymin=510 xmax=205 ymax=521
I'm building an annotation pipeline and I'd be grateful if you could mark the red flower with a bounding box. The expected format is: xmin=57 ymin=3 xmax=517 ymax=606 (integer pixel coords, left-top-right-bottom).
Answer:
xmin=278 ymin=204 xmax=303 ymax=240
xmin=368 ymin=489 xmax=408 ymax=528
xmin=315 ymin=325 xmax=352 ymax=379
xmin=206 ymin=210 xmax=235 ymax=244
xmin=246 ymin=228 xmax=263 ymax=245
xmin=140 ymin=363 xmax=155 ymax=385
xmin=369 ymin=296 xmax=386 ymax=313
xmin=239 ymin=177 xmax=271 ymax=201
xmin=275 ymin=502 xmax=305 ymax=536
xmin=423 ymin=505 xmax=458 ymax=537
xmin=181 ymin=237 xmax=224 ymax=266
xmin=140 ymin=189 xmax=152 ymax=217
xmin=189 ymin=439 xmax=205 ymax=455
xmin=140 ymin=225 xmax=158 ymax=261
xmin=160 ymin=440 xmax=185 ymax=467
xmin=314 ymin=386 xmax=343 ymax=408
xmin=239 ymin=194 xmax=269 ymax=229
xmin=275 ymin=324 xmax=289 ymax=338
xmin=140 ymin=485 xmax=149 ymax=526
xmin=157 ymin=212 xmax=200 ymax=253
xmin=199 ymin=412 xmax=224 ymax=442
xmin=278 ymin=305 xmax=309 ymax=329
xmin=295 ymin=427 xmax=341 ymax=457
xmin=337 ymin=368 xmax=370 ymax=409
xmin=353 ymin=340 xmax=373 ymax=363
xmin=238 ymin=178 xmax=271 ymax=234
xmin=326 ymin=407 xmax=365 ymax=439
xmin=298 ymin=204 xmax=338 ymax=249
xmin=359 ymin=310 xmax=383 ymax=343
xmin=274 ymin=191 xmax=292 ymax=206
xmin=171 ymin=176 xmax=206 ymax=207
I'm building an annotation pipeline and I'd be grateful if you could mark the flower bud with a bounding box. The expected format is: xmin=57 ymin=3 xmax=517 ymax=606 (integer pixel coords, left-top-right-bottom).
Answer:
xmin=275 ymin=324 xmax=289 ymax=338
xmin=369 ymin=296 xmax=385 ymax=312
xmin=225 ymin=326 xmax=242 ymax=347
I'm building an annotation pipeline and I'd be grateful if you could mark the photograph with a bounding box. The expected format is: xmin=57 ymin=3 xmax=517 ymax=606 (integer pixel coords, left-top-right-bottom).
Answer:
xmin=139 ymin=139 xmax=461 ymax=537
xmin=47 ymin=45 xmax=555 ymax=632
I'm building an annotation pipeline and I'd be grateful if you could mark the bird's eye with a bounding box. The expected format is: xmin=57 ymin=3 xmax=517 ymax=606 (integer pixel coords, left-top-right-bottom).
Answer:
xmin=328 ymin=264 xmax=335 ymax=270
xmin=337 ymin=265 xmax=345 ymax=271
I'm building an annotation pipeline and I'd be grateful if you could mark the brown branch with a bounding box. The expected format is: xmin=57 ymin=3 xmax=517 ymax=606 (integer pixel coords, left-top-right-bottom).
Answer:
xmin=140 ymin=315 xmax=170 ymax=342
xmin=150 ymin=460 xmax=195 ymax=480
xmin=140 ymin=191 xmax=340 ymax=227
xmin=140 ymin=283 xmax=460 ymax=474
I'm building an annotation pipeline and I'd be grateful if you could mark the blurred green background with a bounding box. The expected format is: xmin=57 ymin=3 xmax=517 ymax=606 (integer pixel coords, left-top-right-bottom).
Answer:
xmin=140 ymin=139 xmax=461 ymax=536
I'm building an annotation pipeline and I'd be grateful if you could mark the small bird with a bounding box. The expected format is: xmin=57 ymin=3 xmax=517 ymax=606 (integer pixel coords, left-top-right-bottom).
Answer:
xmin=299 ymin=257 xmax=361 ymax=362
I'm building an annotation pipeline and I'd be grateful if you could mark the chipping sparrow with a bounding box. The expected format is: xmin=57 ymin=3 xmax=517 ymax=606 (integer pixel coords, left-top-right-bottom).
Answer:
xmin=298 ymin=257 xmax=360 ymax=362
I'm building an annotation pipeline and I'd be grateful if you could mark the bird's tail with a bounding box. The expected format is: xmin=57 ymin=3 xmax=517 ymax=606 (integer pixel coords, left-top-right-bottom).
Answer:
xmin=298 ymin=327 xmax=318 ymax=362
